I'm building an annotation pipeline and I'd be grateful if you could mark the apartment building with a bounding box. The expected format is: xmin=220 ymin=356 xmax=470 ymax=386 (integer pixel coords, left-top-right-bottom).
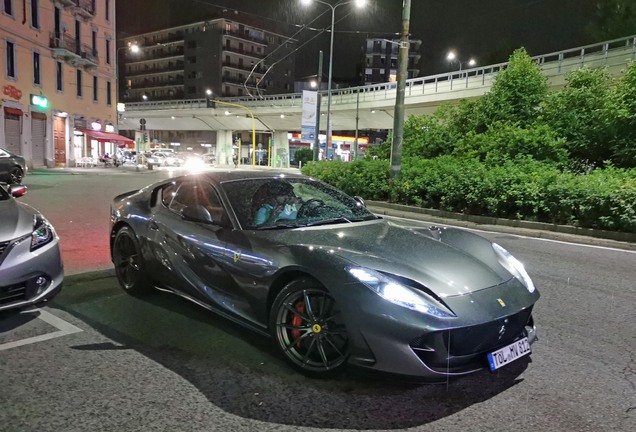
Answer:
xmin=121 ymin=18 xmax=296 ymax=102
xmin=1 ymin=0 xmax=121 ymax=168
xmin=361 ymin=37 xmax=422 ymax=84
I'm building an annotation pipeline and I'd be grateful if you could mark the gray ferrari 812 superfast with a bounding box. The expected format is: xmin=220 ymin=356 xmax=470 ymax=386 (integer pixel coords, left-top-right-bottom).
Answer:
xmin=110 ymin=171 xmax=539 ymax=378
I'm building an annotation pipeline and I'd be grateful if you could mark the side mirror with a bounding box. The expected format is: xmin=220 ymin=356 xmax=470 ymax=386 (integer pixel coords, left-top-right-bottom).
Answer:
xmin=181 ymin=205 xmax=213 ymax=224
xmin=353 ymin=195 xmax=366 ymax=207
xmin=9 ymin=184 xmax=27 ymax=198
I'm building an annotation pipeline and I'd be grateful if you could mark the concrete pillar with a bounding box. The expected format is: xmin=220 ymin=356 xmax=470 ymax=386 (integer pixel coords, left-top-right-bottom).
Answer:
xmin=271 ymin=131 xmax=290 ymax=168
xmin=216 ymin=130 xmax=233 ymax=165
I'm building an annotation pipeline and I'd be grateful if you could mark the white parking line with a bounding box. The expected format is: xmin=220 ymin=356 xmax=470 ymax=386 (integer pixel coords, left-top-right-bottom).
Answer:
xmin=0 ymin=309 xmax=83 ymax=352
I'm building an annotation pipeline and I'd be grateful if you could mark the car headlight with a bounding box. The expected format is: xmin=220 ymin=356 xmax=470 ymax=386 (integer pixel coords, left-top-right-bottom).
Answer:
xmin=492 ymin=243 xmax=535 ymax=293
xmin=31 ymin=215 xmax=54 ymax=251
xmin=346 ymin=267 xmax=456 ymax=318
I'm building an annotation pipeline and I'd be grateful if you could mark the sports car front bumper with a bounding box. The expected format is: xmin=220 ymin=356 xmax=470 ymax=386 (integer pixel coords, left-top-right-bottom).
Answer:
xmin=340 ymin=278 xmax=540 ymax=378
xmin=0 ymin=235 xmax=63 ymax=312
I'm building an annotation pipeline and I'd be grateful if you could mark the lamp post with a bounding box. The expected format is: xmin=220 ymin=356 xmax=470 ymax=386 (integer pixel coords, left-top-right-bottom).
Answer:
xmin=115 ymin=42 xmax=140 ymax=110
xmin=301 ymin=0 xmax=367 ymax=153
xmin=446 ymin=50 xmax=476 ymax=71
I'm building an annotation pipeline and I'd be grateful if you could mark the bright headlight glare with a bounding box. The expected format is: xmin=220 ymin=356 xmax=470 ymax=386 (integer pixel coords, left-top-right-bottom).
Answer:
xmin=492 ymin=243 xmax=535 ymax=293
xmin=31 ymin=215 xmax=54 ymax=250
xmin=346 ymin=267 xmax=455 ymax=318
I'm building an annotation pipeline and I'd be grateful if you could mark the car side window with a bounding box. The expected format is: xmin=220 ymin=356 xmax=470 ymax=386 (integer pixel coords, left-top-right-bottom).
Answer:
xmin=161 ymin=182 xmax=179 ymax=207
xmin=169 ymin=181 xmax=227 ymax=224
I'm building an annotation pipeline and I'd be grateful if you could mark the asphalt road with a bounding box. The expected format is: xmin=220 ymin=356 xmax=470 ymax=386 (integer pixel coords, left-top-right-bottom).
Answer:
xmin=1 ymin=167 xmax=634 ymax=432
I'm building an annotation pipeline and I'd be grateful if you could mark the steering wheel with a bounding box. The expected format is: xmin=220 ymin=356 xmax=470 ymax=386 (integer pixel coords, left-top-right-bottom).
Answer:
xmin=297 ymin=198 xmax=327 ymax=218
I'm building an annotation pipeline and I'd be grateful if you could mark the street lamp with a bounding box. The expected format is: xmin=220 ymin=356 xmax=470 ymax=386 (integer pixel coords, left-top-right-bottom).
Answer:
xmin=446 ymin=50 xmax=476 ymax=71
xmin=301 ymin=0 xmax=367 ymax=150
xmin=115 ymin=42 xmax=140 ymax=108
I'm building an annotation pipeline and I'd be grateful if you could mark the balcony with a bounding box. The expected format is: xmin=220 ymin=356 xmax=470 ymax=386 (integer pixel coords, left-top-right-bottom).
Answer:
xmin=134 ymin=77 xmax=185 ymax=90
xmin=222 ymin=61 xmax=266 ymax=74
xmin=223 ymin=30 xmax=267 ymax=46
xmin=222 ymin=77 xmax=259 ymax=88
xmin=53 ymin=0 xmax=96 ymax=19
xmin=223 ymin=46 xmax=264 ymax=60
xmin=49 ymin=33 xmax=98 ymax=68
xmin=126 ymin=64 xmax=184 ymax=77
xmin=143 ymin=32 xmax=185 ymax=46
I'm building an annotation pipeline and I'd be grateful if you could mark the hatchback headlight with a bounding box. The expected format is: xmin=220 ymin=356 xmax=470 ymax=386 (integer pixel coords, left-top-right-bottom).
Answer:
xmin=31 ymin=215 xmax=54 ymax=251
xmin=347 ymin=267 xmax=455 ymax=318
xmin=492 ymin=243 xmax=535 ymax=293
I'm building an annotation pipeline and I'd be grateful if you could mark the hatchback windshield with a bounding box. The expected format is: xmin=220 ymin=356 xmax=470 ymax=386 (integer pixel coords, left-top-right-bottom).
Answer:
xmin=221 ymin=177 xmax=378 ymax=230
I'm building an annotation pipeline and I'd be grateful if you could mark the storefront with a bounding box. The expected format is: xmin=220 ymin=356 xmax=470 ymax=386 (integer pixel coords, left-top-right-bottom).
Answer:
xmin=75 ymin=128 xmax=135 ymax=159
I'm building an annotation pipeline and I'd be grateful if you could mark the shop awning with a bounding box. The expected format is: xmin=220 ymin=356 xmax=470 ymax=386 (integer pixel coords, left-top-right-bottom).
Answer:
xmin=78 ymin=128 xmax=135 ymax=148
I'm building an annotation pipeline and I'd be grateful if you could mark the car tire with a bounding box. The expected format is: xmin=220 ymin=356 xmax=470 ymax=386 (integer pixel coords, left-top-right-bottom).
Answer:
xmin=9 ymin=167 xmax=24 ymax=184
xmin=270 ymin=278 xmax=349 ymax=377
xmin=112 ymin=226 xmax=153 ymax=295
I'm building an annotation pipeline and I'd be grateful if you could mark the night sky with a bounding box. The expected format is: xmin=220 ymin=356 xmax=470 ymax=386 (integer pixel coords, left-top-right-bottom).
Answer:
xmin=117 ymin=0 xmax=610 ymax=81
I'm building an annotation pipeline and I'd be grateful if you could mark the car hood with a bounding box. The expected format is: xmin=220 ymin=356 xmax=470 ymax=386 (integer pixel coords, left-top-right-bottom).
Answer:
xmin=0 ymin=199 xmax=36 ymax=241
xmin=267 ymin=220 xmax=512 ymax=297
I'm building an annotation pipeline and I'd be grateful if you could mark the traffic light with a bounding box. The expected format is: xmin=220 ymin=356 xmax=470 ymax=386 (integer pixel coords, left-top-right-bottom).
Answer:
xmin=143 ymin=133 xmax=149 ymax=144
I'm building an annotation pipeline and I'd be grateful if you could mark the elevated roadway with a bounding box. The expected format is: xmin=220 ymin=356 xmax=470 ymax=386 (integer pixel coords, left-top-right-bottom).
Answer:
xmin=120 ymin=35 xmax=636 ymax=134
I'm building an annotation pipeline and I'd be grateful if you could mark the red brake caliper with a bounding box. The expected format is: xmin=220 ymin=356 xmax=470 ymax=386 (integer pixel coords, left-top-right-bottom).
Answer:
xmin=290 ymin=301 xmax=306 ymax=344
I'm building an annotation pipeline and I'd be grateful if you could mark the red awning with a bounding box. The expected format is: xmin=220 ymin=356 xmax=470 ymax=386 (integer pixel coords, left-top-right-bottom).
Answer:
xmin=4 ymin=107 xmax=23 ymax=116
xmin=78 ymin=128 xmax=135 ymax=148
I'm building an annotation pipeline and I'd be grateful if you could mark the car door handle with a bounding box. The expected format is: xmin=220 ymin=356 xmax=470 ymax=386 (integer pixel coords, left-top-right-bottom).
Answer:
xmin=150 ymin=221 xmax=159 ymax=231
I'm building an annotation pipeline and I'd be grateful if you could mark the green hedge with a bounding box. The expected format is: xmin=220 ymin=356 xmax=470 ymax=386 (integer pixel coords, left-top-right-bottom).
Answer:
xmin=301 ymin=157 xmax=636 ymax=233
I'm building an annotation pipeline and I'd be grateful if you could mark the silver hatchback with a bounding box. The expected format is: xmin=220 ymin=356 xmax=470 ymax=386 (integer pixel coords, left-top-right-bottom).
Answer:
xmin=0 ymin=183 xmax=63 ymax=311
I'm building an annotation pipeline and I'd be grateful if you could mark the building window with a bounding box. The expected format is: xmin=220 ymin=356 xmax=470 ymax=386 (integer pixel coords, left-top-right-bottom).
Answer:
xmin=5 ymin=40 xmax=15 ymax=78
xmin=56 ymin=62 xmax=63 ymax=91
xmin=76 ymin=69 xmax=82 ymax=97
xmin=105 ymin=0 xmax=110 ymax=21
xmin=106 ymin=81 xmax=112 ymax=105
xmin=31 ymin=0 xmax=39 ymax=28
xmin=3 ymin=0 xmax=13 ymax=16
xmin=93 ymin=76 xmax=98 ymax=101
xmin=33 ymin=52 xmax=41 ymax=85
xmin=92 ymin=30 xmax=97 ymax=56
xmin=106 ymin=39 xmax=111 ymax=64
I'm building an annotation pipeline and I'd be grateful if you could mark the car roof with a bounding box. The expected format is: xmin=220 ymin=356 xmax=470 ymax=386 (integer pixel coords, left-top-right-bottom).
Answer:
xmin=173 ymin=170 xmax=307 ymax=184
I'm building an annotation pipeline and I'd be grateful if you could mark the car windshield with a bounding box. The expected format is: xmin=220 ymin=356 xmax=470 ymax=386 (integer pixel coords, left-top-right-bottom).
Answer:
xmin=221 ymin=177 xmax=378 ymax=230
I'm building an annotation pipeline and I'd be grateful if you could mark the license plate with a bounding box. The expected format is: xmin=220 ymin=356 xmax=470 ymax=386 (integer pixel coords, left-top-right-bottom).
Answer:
xmin=487 ymin=337 xmax=531 ymax=371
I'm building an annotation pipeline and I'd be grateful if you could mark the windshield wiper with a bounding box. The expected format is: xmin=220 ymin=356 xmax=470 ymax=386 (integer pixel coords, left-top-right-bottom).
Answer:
xmin=255 ymin=223 xmax=300 ymax=230
xmin=304 ymin=217 xmax=358 ymax=227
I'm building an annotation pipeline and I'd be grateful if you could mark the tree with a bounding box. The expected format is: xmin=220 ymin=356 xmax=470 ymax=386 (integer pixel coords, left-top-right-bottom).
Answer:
xmin=611 ymin=61 xmax=636 ymax=167
xmin=481 ymin=48 xmax=548 ymax=127
xmin=293 ymin=148 xmax=314 ymax=167
xmin=588 ymin=0 xmax=636 ymax=41
xmin=541 ymin=67 xmax=615 ymax=165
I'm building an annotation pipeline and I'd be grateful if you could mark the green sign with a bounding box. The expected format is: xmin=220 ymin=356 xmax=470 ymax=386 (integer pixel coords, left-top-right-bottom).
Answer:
xmin=30 ymin=94 xmax=48 ymax=109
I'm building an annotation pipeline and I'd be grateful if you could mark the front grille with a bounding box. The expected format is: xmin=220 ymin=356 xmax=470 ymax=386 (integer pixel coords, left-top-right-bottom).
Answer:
xmin=0 ymin=283 xmax=28 ymax=306
xmin=410 ymin=308 xmax=534 ymax=373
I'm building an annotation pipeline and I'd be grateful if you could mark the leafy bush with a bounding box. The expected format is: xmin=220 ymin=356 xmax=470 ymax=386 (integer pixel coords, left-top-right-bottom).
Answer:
xmin=293 ymin=148 xmax=314 ymax=167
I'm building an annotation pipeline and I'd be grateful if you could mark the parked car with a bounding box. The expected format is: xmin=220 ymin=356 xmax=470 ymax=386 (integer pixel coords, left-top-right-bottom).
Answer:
xmin=0 ymin=148 xmax=27 ymax=184
xmin=146 ymin=151 xmax=184 ymax=167
xmin=118 ymin=150 xmax=137 ymax=164
xmin=201 ymin=152 xmax=216 ymax=165
xmin=0 ymin=183 xmax=63 ymax=312
xmin=110 ymin=172 xmax=539 ymax=378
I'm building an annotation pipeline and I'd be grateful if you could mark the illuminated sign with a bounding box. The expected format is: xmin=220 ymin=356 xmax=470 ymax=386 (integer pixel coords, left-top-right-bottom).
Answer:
xmin=117 ymin=103 xmax=126 ymax=113
xmin=3 ymin=85 xmax=22 ymax=100
xmin=30 ymin=94 xmax=48 ymax=108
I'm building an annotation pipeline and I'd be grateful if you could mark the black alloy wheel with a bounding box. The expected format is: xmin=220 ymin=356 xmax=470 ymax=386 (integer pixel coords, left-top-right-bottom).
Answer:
xmin=271 ymin=278 xmax=349 ymax=377
xmin=112 ymin=227 xmax=152 ymax=295
xmin=9 ymin=167 xmax=23 ymax=184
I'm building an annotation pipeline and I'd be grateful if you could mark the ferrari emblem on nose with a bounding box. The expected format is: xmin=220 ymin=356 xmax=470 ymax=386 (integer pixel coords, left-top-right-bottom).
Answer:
xmin=233 ymin=250 xmax=242 ymax=263
xmin=497 ymin=298 xmax=506 ymax=307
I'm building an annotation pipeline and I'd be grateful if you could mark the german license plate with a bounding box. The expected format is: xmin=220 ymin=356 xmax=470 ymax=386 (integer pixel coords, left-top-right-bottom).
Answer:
xmin=487 ymin=337 xmax=531 ymax=371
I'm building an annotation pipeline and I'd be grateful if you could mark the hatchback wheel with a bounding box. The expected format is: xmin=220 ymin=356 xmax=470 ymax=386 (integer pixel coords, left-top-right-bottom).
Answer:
xmin=271 ymin=278 xmax=349 ymax=377
xmin=112 ymin=227 xmax=152 ymax=295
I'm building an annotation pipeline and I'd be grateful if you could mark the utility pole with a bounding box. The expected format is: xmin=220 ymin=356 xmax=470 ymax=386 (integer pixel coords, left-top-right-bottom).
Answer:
xmin=390 ymin=0 xmax=411 ymax=179
xmin=313 ymin=51 xmax=323 ymax=162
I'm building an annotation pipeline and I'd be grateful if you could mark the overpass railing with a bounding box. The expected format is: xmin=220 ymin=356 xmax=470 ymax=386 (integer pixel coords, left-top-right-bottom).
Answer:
xmin=125 ymin=35 xmax=636 ymax=112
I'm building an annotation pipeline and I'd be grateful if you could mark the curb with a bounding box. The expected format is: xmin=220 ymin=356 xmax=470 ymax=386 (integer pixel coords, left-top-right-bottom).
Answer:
xmin=367 ymin=201 xmax=636 ymax=251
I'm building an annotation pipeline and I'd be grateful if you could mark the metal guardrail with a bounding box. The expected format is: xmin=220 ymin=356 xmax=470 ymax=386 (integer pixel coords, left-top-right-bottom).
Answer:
xmin=125 ymin=35 xmax=636 ymax=112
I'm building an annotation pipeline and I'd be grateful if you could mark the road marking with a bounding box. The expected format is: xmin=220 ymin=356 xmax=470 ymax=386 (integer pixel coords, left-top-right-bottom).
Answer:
xmin=0 ymin=309 xmax=83 ymax=352
xmin=384 ymin=215 xmax=636 ymax=254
